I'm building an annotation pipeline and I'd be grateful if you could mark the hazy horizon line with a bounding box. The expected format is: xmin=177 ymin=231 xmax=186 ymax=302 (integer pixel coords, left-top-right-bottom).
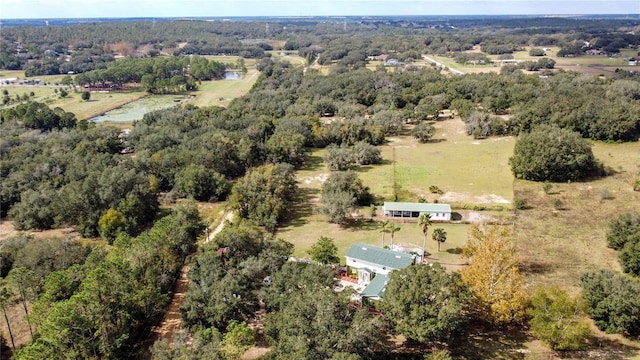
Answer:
xmin=2 ymin=13 xmax=639 ymax=21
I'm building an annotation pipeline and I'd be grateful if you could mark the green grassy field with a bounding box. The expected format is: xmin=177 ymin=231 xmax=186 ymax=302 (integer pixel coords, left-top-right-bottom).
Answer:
xmin=280 ymin=117 xmax=514 ymax=266
xmin=1 ymin=55 xmax=262 ymax=119
xmin=297 ymin=119 xmax=515 ymax=206
xmin=56 ymin=90 xmax=148 ymax=120
xmin=429 ymin=46 xmax=637 ymax=76
xmin=189 ymin=68 xmax=261 ymax=108
xmin=267 ymin=51 xmax=307 ymax=66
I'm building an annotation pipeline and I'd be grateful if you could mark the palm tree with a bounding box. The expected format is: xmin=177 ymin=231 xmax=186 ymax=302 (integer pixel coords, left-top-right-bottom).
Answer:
xmin=432 ymin=228 xmax=447 ymax=252
xmin=379 ymin=220 xmax=390 ymax=247
xmin=418 ymin=213 xmax=432 ymax=253
xmin=389 ymin=223 xmax=401 ymax=248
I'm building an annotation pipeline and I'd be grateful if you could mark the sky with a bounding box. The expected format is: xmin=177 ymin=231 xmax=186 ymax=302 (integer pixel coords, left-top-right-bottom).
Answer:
xmin=1 ymin=0 xmax=638 ymax=19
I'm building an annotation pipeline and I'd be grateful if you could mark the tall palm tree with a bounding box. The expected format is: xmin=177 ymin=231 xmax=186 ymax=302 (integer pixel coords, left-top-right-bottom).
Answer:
xmin=389 ymin=223 xmax=401 ymax=248
xmin=379 ymin=220 xmax=390 ymax=247
xmin=418 ymin=213 xmax=432 ymax=253
xmin=432 ymin=228 xmax=447 ymax=252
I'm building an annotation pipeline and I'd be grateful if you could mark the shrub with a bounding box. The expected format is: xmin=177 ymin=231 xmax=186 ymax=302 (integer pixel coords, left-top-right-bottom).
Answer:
xmin=529 ymin=287 xmax=591 ymax=350
xmin=514 ymin=197 xmax=529 ymax=210
xmin=552 ymin=198 xmax=563 ymax=210
xmin=581 ymin=270 xmax=640 ymax=336
xmin=599 ymin=188 xmax=613 ymax=200
xmin=632 ymin=176 xmax=640 ymax=191
xmin=429 ymin=185 xmax=444 ymax=194
xmin=411 ymin=122 xmax=435 ymax=143
xmin=542 ymin=182 xmax=552 ymax=194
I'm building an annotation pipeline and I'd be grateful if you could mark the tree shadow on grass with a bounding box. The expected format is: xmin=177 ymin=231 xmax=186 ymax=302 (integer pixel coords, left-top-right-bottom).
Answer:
xmin=300 ymin=154 xmax=324 ymax=171
xmin=355 ymin=159 xmax=392 ymax=173
xmin=446 ymin=247 xmax=463 ymax=255
xmin=558 ymin=333 xmax=640 ymax=359
xmin=451 ymin=322 xmax=532 ymax=360
xmin=340 ymin=218 xmax=380 ymax=233
xmin=519 ymin=260 xmax=554 ymax=275
xmin=281 ymin=187 xmax=319 ymax=229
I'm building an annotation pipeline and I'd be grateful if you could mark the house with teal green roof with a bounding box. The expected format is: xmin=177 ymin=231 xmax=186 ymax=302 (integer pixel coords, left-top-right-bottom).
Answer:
xmin=345 ymin=243 xmax=415 ymax=300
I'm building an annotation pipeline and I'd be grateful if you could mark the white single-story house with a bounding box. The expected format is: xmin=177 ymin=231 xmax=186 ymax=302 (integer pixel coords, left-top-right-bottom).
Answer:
xmin=345 ymin=243 xmax=415 ymax=300
xmin=383 ymin=202 xmax=452 ymax=221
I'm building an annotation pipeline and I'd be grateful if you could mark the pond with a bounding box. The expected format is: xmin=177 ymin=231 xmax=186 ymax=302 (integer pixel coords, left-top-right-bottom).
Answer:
xmin=90 ymin=95 xmax=188 ymax=123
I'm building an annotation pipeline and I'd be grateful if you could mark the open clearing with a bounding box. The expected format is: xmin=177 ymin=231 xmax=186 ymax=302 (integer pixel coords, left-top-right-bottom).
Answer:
xmin=189 ymin=68 xmax=260 ymax=108
xmin=280 ymin=117 xmax=514 ymax=264
xmin=297 ymin=118 xmax=514 ymax=206
xmin=515 ymin=140 xmax=640 ymax=294
xmin=426 ymin=46 xmax=638 ymax=75
xmin=278 ymin=116 xmax=640 ymax=358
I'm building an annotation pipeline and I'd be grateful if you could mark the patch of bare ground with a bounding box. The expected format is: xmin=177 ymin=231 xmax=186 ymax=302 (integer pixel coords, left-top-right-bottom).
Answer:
xmin=0 ymin=219 xmax=80 ymax=241
xmin=440 ymin=191 xmax=510 ymax=205
xmin=147 ymin=266 xmax=191 ymax=345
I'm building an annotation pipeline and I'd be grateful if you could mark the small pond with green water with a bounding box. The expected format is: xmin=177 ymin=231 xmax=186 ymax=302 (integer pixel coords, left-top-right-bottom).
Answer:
xmin=90 ymin=95 xmax=187 ymax=123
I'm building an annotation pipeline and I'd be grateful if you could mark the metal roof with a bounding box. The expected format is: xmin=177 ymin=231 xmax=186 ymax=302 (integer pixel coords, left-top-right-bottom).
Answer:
xmin=383 ymin=202 xmax=451 ymax=213
xmin=361 ymin=274 xmax=389 ymax=299
xmin=345 ymin=243 xmax=414 ymax=270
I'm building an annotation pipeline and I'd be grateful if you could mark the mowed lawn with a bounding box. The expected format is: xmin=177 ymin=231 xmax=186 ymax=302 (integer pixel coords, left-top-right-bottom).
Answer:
xmin=276 ymin=203 xmax=472 ymax=267
xmin=278 ymin=118 xmax=514 ymax=264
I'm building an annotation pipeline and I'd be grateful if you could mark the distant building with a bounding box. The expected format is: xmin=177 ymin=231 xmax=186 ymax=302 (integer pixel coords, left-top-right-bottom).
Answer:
xmin=383 ymin=202 xmax=452 ymax=222
xmin=384 ymin=59 xmax=404 ymax=67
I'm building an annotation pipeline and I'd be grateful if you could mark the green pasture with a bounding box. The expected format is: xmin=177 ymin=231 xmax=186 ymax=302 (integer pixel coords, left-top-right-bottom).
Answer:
xmin=281 ymin=118 xmax=515 ymax=265
xmin=53 ymin=90 xmax=148 ymax=120
xmin=1 ymin=85 xmax=57 ymax=102
xmin=267 ymin=51 xmax=307 ymax=66
xmin=189 ymin=68 xmax=260 ymax=107
xmin=297 ymin=120 xmax=514 ymax=206
xmin=368 ymin=120 xmax=515 ymax=204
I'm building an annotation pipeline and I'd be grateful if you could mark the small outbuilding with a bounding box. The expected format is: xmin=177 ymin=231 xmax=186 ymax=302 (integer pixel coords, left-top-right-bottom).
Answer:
xmin=383 ymin=202 xmax=451 ymax=221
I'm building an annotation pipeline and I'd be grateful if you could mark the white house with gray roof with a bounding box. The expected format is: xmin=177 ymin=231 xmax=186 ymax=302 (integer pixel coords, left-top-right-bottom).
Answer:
xmin=383 ymin=201 xmax=451 ymax=221
xmin=345 ymin=243 xmax=415 ymax=300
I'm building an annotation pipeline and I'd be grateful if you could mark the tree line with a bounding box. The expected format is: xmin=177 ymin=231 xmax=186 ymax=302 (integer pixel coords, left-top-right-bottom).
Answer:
xmin=3 ymin=56 xmax=639 ymax=239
